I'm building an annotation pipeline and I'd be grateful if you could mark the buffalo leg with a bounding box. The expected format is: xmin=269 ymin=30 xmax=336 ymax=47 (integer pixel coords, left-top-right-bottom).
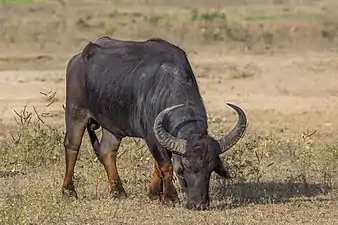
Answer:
xmin=147 ymin=143 xmax=178 ymax=203
xmin=99 ymin=129 xmax=126 ymax=197
xmin=62 ymin=120 xmax=87 ymax=199
xmin=148 ymin=161 xmax=163 ymax=200
xmin=159 ymin=159 xmax=179 ymax=203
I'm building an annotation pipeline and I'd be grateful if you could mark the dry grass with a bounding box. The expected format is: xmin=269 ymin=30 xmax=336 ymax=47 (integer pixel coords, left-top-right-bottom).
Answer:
xmin=1 ymin=0 xmax=338 ymax=224
xmin=0 ymin=102 xmax=337 ymax=224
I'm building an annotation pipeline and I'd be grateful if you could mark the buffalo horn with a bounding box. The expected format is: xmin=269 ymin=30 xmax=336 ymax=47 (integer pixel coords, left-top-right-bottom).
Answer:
xmin=153 ymin=104 xmax=187 ymax=155
xmin=218 ymin=103 xmax=247 ymax=154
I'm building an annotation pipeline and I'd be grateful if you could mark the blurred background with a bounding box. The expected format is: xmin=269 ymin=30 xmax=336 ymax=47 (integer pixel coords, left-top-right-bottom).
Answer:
xmin=1 ymin=0 xmax=338 ymax=69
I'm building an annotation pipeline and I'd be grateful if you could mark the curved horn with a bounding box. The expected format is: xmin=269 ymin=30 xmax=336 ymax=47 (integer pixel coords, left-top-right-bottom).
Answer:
xmin=218 ymin=103 xmax=247 ymax=154
xmin=153 ymin=104 xmax=187 ymax=155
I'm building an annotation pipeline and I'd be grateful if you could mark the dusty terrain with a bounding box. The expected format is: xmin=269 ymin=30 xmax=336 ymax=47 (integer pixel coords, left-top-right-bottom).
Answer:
xmin=0 ymin=0 xmax=338 ymax=224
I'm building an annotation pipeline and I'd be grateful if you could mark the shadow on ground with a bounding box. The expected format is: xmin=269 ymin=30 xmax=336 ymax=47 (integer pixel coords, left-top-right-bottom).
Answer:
xmin=211 ymin=180 xmax=330 ymax=208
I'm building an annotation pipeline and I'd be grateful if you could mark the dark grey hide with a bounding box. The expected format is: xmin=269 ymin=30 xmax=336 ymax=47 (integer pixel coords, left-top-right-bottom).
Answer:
xmin=62 ymin=36 xmax=247 ymax=210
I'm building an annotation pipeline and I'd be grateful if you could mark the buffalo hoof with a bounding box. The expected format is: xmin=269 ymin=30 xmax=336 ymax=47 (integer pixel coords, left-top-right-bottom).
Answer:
xmin=110 ymin=191 xmax=127 ymax=199
xmin=148 ymin=190 xmax=179 ymax=206
xmin=148 ymin=191 xmax=163 ymax=201
xmin=161 ymin=196 xmax=180 ymax=208
xmin=62 ymin=184 xmax=78 ymax=199
xmin=161 ymin=192 xmax=180 ymax=205
xmin=148 ymin=184 xmax=163 ymax=201
xmin=110 ymin=186 xmax=127 ymax=199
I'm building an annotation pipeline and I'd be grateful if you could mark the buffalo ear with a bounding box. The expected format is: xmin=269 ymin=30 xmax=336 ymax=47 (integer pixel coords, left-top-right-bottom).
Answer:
xmin=213 ymin=157 xmax=231 ymax=179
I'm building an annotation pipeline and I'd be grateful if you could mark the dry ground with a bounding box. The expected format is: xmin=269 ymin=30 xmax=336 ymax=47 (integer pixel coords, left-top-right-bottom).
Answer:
xmin=0 ymin=0 xmax=338 ymax=224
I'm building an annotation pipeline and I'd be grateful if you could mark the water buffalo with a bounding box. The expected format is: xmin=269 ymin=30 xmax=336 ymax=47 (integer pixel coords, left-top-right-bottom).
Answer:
xmin=62 ymin=36 xmax=247 ymax=210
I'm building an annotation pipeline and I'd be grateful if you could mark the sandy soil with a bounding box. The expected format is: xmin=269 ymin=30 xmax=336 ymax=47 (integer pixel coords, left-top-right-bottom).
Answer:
xmin=1 ymin=51 xmax=337 ymax=139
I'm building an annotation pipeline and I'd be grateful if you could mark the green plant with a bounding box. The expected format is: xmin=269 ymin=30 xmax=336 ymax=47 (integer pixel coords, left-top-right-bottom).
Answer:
xmin=105 ymin=24 xmax=117 ymax=35
xmin=191 ymin=9 xmax=226 ymax=22
xmin=143 ymin=14 xmax=164 ymax=25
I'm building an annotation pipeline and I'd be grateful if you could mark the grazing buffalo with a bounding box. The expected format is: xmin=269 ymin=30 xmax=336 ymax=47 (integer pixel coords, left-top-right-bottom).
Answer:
xmin=62 ymin=36 xmax=247 ymax=210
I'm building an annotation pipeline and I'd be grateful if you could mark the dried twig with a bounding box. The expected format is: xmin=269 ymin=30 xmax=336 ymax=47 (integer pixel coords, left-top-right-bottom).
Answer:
xmin=40 ymin=89 xmax=57 ymax=107
xmin=33 ymin=106 xmax=45 ymax=125
xmin=117 ymin=148 xmax=128 ymax=159
xmin=41 ymin=112 xmax=51 ymax=117
xmin=10 ymin=133 xmax=21 ymax=144
xmin=46 ymin=100 xmax=55 ymax=107
xmin=13 ymin=105 xmax=32 ymax=126
xmin=47 ymin=91 xmax=56 ymax=101
xmin=39 ymin=91 xmax=48 ymax=96
xmin=133 ymin=138 xmax=146 ymax=151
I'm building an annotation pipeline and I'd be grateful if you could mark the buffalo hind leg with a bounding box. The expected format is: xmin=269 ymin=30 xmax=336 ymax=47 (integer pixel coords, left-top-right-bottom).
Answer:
xmin=99 ymin=129 xmax=126 ymax=198
xmin=147 ymin=143 xmax=178 ymax=203
xmin=62 ymin=120 xmax=87 ymax=199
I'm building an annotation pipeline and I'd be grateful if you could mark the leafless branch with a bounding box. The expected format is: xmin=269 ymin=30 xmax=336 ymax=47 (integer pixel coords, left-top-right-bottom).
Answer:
xmin=10 ymin=133 xmax=21 ymax=144
xmin=33 ymin=106 xmax=45 ymax=125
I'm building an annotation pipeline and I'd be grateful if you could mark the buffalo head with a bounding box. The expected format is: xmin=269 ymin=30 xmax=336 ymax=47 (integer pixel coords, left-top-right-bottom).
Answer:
xmin=153 ymin=103 xmax=247 ymax=210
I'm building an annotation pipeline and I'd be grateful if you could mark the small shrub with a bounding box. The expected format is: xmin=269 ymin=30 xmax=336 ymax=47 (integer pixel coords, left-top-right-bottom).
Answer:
xmin=191 ymin=9 xmax=226 ymax=22
xmin=105 ymin=24 xmax=117 ymax=35
xmin=76 ymin=18 xmax=91 ymax=29
xmin=0 ymin=92 xmax=64 ymax=173
xmin=143 ymin=14 xmax=164 ymax=25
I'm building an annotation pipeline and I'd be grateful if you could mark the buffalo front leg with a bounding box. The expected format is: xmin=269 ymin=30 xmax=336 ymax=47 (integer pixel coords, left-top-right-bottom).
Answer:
xmin=159 ymin=160 xmax=179 ymax=203
xmin=62 ymin=122 xmax=86 ymax=199
xmin=99 ymin=129 xmax=126 ymax=198
xmin=147 ymin=143 xmax=178 ymax=203
xmin=148 ymin=161 xmax=163 ymax=200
